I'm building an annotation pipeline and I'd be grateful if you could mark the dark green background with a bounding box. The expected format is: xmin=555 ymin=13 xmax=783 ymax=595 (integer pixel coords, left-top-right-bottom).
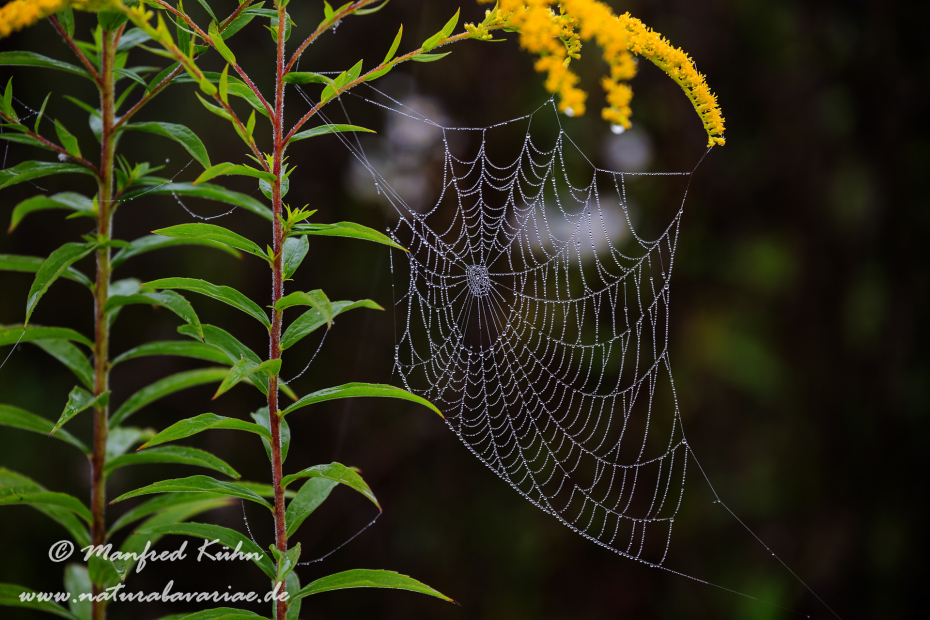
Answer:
xmin=0 ymin=0 xmax=925 ymax=618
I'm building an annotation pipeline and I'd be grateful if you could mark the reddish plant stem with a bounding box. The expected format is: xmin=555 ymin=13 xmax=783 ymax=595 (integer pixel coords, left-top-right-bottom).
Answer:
xmin=268 ymin=4 xmax=289 ymax=619
xmin=48 ymin=15 xmax=102 ymax=84
xmin=90 ymin=27 xmax=118 ymax=620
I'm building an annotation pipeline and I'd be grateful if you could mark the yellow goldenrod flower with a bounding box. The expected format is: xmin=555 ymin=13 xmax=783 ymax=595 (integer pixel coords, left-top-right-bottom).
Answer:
xmin=0 ymin=0 xmax=114 ymax=40
xmin=476 ymin=0 xmax=726 ymax=147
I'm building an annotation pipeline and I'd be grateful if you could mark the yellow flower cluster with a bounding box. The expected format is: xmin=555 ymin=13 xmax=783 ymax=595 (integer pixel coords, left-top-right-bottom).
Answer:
xmin=475 ymin=0 xmax=726 ymax=146
xmin=0 ymin=0 xmax=79 ymax=39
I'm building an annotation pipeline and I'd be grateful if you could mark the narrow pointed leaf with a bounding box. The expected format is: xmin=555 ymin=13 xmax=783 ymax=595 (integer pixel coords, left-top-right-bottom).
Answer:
xmin=292 ymin=221 xmax=406 ymax=251
xmin=280 ymin=463 xmax=379 ymax=511
xmin=63 ymin=564 xmax=91 ymax=620
xmin=122 ymin=122 xmax=211 ymax=169
xmin=294 ymin=569 xmax=453 ymax=603
xmin=209 ymin=22 xmax=237 ymax=65
xmin=280 ymin=299 xmax=382 ymax=350
xmin=25 ymin=242 xmax=95 ymax=324
xmin=50 ymin=387 xmax=109 ymax=436
xmin=0 ymin=487 xmax=92 ymax=523
xmin=54 ymin=120 xmax=82 ymax=158
xmin=0 ymin=404 xmax=88 ymax=452
xmin=355 ymin=0 xmax=390 ymax=15
xmin=0 ymin=325 xmax=93 ymax=347
xmin=104 ymin=290 xmax=204 ymax=339
xmin=412 ymin=52 xmax=451 ymax=63
xmin=0 ymin=469 xmax=90 ymax=547
xmin=112 ymin=340 xmax=229 ymax=366
xmin=282 ymin=236 xmax=308 ymax=280
xmin=0 ymin=584 xmax=80 ymax=619
xmin=174 ymin=608 xmax=266 ymax=620
xmin=193 ymin=0 xmax=217 ymax=21
xmin=214 ymin=358 xmax=281 ymax=399
xmin=141 ymin=413 xmax=272 ymax=449
xmin=384 ymin=25 xmax=402 ymax=63
xmin=112 ymin=234 xmax=242 ymax=270
xmin=285 ymin=478 xmax=337 ymax=537
xmin=289 ymin=124 xmax=374 ymax=143
xmin=0 ymin=50 xmax=89 ymax=77
xmin=283 ymin=72 xmax=333 ymax=85
xmin=9 ymin=192 xmax=93 ymax=232
xmin=152 ymin=223 xmax=267 ymax=260
xmin=192 ymin=163 xmax=276 ymax=185
xmin=111 ymin=476 xmax=272 ymax=510
xmin=283 ymin=382 xmax=442 ymax=417
xmin=143 ymin=278 xmax=271 ymax=329
xmin=104 ymin=446 xmax=239 ymax=478
xmin=109 ymin=367 xmax=230 ymax=427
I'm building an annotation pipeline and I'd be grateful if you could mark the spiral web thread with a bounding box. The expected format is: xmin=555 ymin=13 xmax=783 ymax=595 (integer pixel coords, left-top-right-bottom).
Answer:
xmin=359 ymin=97 xmax=704 ymax=568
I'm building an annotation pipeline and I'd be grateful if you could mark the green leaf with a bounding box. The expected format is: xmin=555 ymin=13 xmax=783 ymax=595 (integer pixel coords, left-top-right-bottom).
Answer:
xmin=345 ymin=59 xmax=364 ymax=83
xmin=112 ymin=340 xmax=230 ymax=366
xmin=280 ymin=463 xmax=379 ymax=511
xmin=275 ymin=290 xmax=333 ymax=330
xmin=214 ymin=357 xmax=280 ymax=399
xmin=283 ymin=72 xmax=333 ymax=85
xmin=104 ymin=290 xmax=204 ymax=338
xmin=54 ymin=120 xmax=82 ymax=159
xmin=50 ymin=387 xmax=109 ymax=436
xmin=271 ymin=543 xmax=301 ymax=584
xmin=288 ymin=124 xmax=375 ymax=143
xmin=280 ymin=299 xmax=382 ymax=350
xmin=0 ymin=161 xmax=95 ymax=190
xmin=152 ymin=222 xmax=268 ymax=262
xmin=8 ymin=192 xmax=93 ymax=232
xmin=112 ymin=234 xmax=242 ymax=270
xmin=235 ymin=481 xmax=297 ymax=499
xmin=121 ymin=122 xmax=211 ymax=169
xmin=0 ymin=469 xmax=90 ymax=547
xmin=116 ymin=27 xmax=152 ymax=52
xmin=194 ymin=0 xmax=218 ymax=21
xmin=282 ymin=235 xmax=308 ymax=280
xmin=25 ymin=242 xmax=96 ymax=325
xmin=227 ymin=81 xmax=270 ymax=118
xmin=114 ymin=67 xmax=149 ymax=88
xmin=144 ymin=278 xmax=270 ymax=329
xmin=106 ymin=492 xmax=231 ymax=537
xmin=0 ymin=324 xmax=93 ymax=347
xmin=105 ymin=446 xmax=240 ymax=478
xmin=106 ymin=427 xmax=156 ymax=461
xmin=384 ymin=25 xmax=403 ymax=64
xmin=219 ymin=64 xmax=229 ymax=105
xmin=412 ymin=52 xmax=451 ymax=63
xmin=192 ymin=162 xmax=276 ymax=185
xmin=250 ymin=407 xmax=289 ymax=464
xmin=141 ymin=412 xmax=272 ymax=449
xmin=64 ymin=564 xmax=91 ymax=620
xmin=355 ymin=0 xmax=390 ymax=15
xmin=258 ymin=175 xmax=288 ymax=199
xmin=0 ymin=51 xmax=89 ymax=78
xmin=293 ymin=569 xmax=454 ymax=603
xmin=58 ymin=8 xmax=75 ymax=37
xmin=0 ymin=404 xmax=88 ymax=452
xmin=196 ymin=92 xmax=233 ymax=121
xmin=209 ymin=21 xmax=237 ymax=65
xmin=283 ymin=382 xmax=442 ymax=417
xmin=32 ymin=339 xmax=94 ymax=389
xmin=292 ymin=221 xmax=406 ymax=251
xmin=441 ymin=9 xmax=460 ymax=37
xmin=0 ymin=130 xmax=53 ymax=151
xmin=0 ymin=255 xmax=92 ymax=288
xmin=0 ymin=583 xmax=80 ymax=620
xmin=109 ymin=367 xmax=230 ymax=427
xmin=119 ymin=182 xmax=273 ymax=221
xmin=0 ymin=487 xmax=92 ymax=523
xmin=286 ymin=573 xmax=301 ymax=620
xmin=285 ymin=477 xmax=337 ymax=537
xmin=111 ymin=476 xmax=273 ymax=510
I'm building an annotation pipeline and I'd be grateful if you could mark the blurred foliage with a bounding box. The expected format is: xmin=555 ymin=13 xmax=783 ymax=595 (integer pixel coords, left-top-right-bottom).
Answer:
xmin=0 ymin=0 xmax=926 ymax=618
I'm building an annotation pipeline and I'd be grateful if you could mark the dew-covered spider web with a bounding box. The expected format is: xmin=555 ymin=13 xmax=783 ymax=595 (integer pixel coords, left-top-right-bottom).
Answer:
xmin=294 ymin=83 xmax=840 ymax=616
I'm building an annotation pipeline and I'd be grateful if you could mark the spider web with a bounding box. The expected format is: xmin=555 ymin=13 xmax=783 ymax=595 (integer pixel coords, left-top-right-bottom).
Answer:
xmin=346 ymin=95 xmax=706 ymax=568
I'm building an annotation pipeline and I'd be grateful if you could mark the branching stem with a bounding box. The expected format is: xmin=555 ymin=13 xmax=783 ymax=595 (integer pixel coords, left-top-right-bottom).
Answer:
xmin=48 ymin=15 xmax=102 ymax=85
